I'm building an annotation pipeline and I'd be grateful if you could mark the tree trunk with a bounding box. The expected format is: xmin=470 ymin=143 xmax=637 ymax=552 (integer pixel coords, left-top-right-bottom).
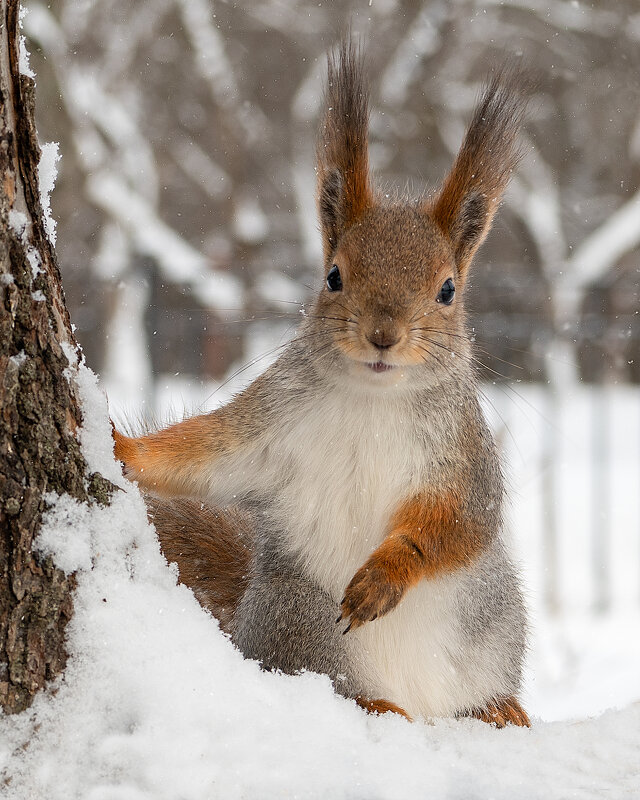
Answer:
xmin=0 ymin=0 xmax=110 ymax=713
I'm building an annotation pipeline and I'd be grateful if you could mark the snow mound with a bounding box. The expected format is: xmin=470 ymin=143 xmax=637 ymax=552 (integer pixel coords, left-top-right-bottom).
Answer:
xmin=0 ymin=364 xmax=639 ymax=799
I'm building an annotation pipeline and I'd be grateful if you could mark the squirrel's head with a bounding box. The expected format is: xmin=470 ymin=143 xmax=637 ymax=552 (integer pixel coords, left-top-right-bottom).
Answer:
xmin=313 ymin=40 xmax=530 ymax=387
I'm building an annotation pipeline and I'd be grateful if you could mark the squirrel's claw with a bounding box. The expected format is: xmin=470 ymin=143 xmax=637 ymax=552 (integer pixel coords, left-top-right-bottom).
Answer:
xmin=339 ymin=562 xmax=405 ymax=633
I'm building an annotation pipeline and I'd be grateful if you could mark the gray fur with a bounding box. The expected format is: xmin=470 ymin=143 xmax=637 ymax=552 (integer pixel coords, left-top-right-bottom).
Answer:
xmin=455 ymin=540 xmax=528 ymax=705
xmin=232 ymin=536 xmax=365 ymax=698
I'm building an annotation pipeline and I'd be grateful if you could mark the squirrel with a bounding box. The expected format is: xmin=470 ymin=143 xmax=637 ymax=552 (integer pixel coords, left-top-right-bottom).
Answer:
xmin=113 ymin=40 xmax=531 ymax=728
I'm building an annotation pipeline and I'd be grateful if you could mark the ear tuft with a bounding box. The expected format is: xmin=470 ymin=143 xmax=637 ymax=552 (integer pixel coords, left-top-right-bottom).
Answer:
xmin=318 ymin=169 xmax=343 ymax=254
xmin=428 ymin=64 xmax=532 ymax=281
xmin=316 ymin=38 xmax=375 ymax=261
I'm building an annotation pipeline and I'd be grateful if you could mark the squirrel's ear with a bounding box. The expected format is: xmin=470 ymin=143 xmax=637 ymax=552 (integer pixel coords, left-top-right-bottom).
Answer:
xmin=427 ymin=67 xmax=530 ymax=284
xmin=317 ymin=39 xmax=375 ymax=261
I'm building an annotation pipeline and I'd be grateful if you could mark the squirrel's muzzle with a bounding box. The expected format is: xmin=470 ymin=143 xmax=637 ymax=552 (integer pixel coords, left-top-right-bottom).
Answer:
xmin=367 ymin=328 xmax=400 ymax=350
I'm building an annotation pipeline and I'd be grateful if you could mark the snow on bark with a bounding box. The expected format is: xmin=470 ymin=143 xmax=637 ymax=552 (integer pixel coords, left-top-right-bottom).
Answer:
xmin=36 ymin=141 xmax=59 ymax=245
xmin=0 ymin=0 xmax=113 ymax=714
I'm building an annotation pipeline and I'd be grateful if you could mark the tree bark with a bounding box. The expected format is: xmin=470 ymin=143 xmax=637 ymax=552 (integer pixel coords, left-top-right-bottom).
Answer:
xmin=0 ymin=0 xmax=110 ymax=713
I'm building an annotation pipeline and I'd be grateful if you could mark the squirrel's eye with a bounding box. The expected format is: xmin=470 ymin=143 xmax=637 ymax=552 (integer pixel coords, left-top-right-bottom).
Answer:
xmin=436 ymin=278 xmax=455 ymax=305
xmin=326 ymin=264 xmax=342 ymax=292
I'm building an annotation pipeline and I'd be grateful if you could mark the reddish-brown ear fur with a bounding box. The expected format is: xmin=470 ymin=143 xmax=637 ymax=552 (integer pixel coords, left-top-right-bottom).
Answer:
xmin=428 ymin=66 xmax=530 ymax=282
xmin=317 ymin=39 xmax=375 ymax=261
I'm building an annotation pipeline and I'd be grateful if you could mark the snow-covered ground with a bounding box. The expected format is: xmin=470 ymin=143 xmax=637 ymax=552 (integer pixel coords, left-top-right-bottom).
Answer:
xmin=1 ymin=355 xmax=639 ymax=799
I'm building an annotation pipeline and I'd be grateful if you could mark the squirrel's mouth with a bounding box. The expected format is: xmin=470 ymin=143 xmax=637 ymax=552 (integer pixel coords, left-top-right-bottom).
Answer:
xmin=367 ymin=361 xmax=394 ymax=373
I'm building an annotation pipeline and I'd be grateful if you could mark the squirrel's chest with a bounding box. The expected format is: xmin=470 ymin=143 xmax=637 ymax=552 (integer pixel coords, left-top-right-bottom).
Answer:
xmin=271 ymin=392 xmax=435 ymax=596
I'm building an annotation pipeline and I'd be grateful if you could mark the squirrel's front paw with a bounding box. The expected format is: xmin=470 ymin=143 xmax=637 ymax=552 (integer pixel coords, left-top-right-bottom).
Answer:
xmin=338 ymin=562 xmax=404 ymax=633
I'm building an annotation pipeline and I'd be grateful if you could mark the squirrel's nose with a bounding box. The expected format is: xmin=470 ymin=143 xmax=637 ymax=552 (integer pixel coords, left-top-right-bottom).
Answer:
xmin=368 ymin=328 xmax=400 ymax=350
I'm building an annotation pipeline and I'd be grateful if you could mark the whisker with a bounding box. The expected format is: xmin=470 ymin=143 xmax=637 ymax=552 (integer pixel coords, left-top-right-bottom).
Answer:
xmin=195 ymin=325 xmax=348 ymax=410
xmin=206 ymin=314 xmax=301 ymax=326
xmin=305 ymin=314 xmax=358 ymax=326
xmin=412 ymin=337 xmax=537 ymax=451
xmin=413 ymin=326 xmax=525 ymax=372
xmin=332 ymin=298 xmax=362 ymax=321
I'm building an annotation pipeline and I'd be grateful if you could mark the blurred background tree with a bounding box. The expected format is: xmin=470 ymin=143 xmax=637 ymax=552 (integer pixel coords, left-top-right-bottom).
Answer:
xmin=22 ymin=0 xmax=640 ymax=410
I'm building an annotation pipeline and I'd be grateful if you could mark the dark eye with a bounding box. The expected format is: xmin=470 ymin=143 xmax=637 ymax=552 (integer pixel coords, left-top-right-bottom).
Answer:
xmin=436 ymin=278 xmax=455 ymax=305
xmin=326 ymin=264 xmax=342 ymax=292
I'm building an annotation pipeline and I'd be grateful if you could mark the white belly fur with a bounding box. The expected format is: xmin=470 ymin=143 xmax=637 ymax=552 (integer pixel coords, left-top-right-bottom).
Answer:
xmin=261 ymin=386 xmax=493 ymax=718
xmin=354 ymin=578 xmax=473 ymax=719
xmin=272 ymin=387 xmax=429 ymax=598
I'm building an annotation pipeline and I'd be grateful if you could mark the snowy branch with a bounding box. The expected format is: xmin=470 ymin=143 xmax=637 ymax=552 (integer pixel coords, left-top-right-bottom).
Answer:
xmin=563 ymin=188 xmax=640 ymax=291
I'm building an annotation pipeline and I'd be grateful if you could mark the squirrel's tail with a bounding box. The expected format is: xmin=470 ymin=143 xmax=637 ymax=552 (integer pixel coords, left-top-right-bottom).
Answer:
xmin=146 ymin=495 xmax=254 ymax=633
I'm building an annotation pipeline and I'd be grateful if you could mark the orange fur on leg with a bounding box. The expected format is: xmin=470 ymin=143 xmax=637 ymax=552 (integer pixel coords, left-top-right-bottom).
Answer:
xmin=112 ymin=373 xmax=273 ymax=497
xmin=356 ymin=696 xmax=412 ymax=720
xmin=469 ymin=696 xmax=530 ymax=728
xmin=339 ymin=491 xmax=489 ymax=629
xmin=113 ymin=417 xmax=234 ymax=497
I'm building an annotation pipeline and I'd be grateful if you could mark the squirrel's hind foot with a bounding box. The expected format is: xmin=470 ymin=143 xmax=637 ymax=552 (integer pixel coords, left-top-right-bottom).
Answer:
xmin=467 ymin=696 xmax=530 ymax=728
xmin=356 ymin=696 xmax=412 ymax=721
